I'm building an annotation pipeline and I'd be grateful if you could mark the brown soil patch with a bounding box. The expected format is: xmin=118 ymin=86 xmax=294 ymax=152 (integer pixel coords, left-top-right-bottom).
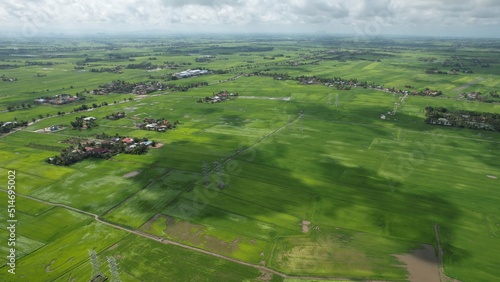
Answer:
xmin=151 ymin=143 xmax=164 ymax=149
xmin=164 ymin=219 xmax=241 ymax=255
xmin=108 ymin=243 xmax=120 ymax=250
xmin=487 ymin=175 xmax=497 ymax=179
xmin=302 ymin=220 xmax=311 ymax=233
xmin=123 ymin=170 xmax=141 ymax=178
xmin=165 ymin=215 xmax=175 ymax=226
xmin=258 ymin=269 xmax=273 ymax=281
xmin=395 ymin=244 xmax=440 ymax=282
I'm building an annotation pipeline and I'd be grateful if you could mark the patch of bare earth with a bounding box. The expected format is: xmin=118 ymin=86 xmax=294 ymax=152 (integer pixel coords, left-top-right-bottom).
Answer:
xmin=487 ymin=175 xmax=497 ymax=179
xmin=302 ymin=220 xmax=311 ymax=233
xmin=151 ymin=143 xmax=164 ymax=149
xmin=258 ymin=269 xmax=273 ymax=281
xmin=164 ymin=219 xmax=242 ymax=255
xmin=123 ymin=170 xmax=141 ymax=178
xmin=108 ymin=243 xmax=120 ymax=250
xmin=395 ymin=244 xmax=440 ymax=282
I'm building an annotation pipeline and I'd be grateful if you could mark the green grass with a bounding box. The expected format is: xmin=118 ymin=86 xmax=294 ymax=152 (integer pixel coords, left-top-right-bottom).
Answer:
xmin=0 ymin=221 xmax=128 ymax=281
xmin=103 ymin=170 xmax=198 ymax=228
xmin=1 ymin=36 xmax=499 ymax=281
xmin=30 ymin=160 xmax=147 ymax=214
xmin=54 ymin=234 xmax=269 ymax=282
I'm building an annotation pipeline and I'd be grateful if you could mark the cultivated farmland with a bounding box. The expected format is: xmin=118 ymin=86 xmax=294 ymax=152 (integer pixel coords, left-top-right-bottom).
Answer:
xmin=0 ymin=36 xmax=499 ymax=282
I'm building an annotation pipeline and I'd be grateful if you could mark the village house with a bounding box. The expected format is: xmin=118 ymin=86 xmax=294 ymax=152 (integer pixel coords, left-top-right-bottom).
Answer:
xmin=174 ymin=69 xmax=209 ymax=79
xmin=122 ymin=137 xmax=134 ymax=144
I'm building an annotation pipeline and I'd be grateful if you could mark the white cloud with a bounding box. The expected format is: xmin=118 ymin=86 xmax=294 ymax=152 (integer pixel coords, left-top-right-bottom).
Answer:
xmin=0 ymin=0 xmax=499 ymax=37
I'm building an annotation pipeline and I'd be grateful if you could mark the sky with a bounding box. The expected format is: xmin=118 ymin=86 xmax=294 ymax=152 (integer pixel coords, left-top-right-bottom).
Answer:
xmin=1 ymin=0 xmax=500 ymax=38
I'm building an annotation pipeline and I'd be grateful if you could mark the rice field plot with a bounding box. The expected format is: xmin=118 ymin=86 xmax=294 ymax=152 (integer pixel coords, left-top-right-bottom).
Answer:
xmin=141 ymin=215 xmax=273 ymax=263
xmin=163 ymin=197 xmax=298 ymax=242
xmin=56 ymin=234 xmax=274 ymax=282
xmin=0 ymin=221 xmax=128 ymax=282
xmin=103 ymin=170 xmax=199 ymax=228
xmin=1 ymin=37 xmax=499 ymax=281
xmin=269 ymin=226 xmax=414 ymax=280
xmin=0 ymin=142 xmax=74 ymax=183
xmin=31 ymin=160 xmax=147 ymax=214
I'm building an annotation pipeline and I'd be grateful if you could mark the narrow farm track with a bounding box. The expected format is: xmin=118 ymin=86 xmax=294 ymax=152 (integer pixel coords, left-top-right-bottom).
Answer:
xmin=0 ymin=189 xmax=383 ymax=281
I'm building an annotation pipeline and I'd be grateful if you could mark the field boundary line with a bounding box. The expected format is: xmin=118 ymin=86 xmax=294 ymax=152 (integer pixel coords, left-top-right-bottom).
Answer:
xmin=434 ymin=224 xmax=462 ymax=282
xmin=99 ymin=167 xmax=174 ymax=217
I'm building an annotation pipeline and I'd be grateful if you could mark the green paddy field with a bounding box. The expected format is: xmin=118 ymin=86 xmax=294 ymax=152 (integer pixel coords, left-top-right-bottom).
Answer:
xmin=0 ymin=36 xmax=499 ymax=281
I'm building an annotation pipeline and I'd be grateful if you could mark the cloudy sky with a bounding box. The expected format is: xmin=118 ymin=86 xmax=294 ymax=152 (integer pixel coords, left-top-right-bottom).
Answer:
xmin=1 ymin=0 xmax=499 ymax=37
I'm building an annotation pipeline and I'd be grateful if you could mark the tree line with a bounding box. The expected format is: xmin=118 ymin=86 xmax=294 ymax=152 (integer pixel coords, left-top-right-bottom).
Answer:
xmin=424 ymin=106 xmax=500 ymax=131
xmin=46 ymin=134 xmax=154 ymax=166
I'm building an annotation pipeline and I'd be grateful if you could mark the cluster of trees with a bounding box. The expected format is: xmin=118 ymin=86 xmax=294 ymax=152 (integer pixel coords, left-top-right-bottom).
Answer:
xmin=94 ymin=80 xmax=168 ymax=95
xmin=6 ymin=103 xmax=32 ymax=112
xmin=0 ymin=64 xmax=19 ymax=69
xmin=1 ymin=76 xmax=18 ymax=82
xmin=257 ymin=71 xmax=367 ymax=90
xmin=407 ymin=88 xmax=442 ymax=97
xmin=164 ymin=61 xmax=191 ymax=68
xmin=89 ymin=66 xmax=123 ymax=73
xmin=147 ymin=73 xmax=175 ymax=80
xmin=105 ymin=112 xmax=126 ymax=120
xmin=46 ymin=148 xmax=89 ymax=166
xmin=195 ymin=57 xmax=214 ymax=63
xmin=24 ymin=61 xmax=54 ymax=66
xmin=442 ymin=56 xmax=493 ymax=68
xmin=126 ymin=61 xmax=156 ymax=70
xmin=418 ymin=57 xmax=437 ymax=62
xmin=424 ymin=106 xmax=500 ymax=131
xmin=46 ymin=134 xmax=154 ymax=166
xmin=197 ymin=91 xmax=238 ymax=103
xmin=166 ymin=46 xmax=274 ymax=56
xmin=168 ymin=81 xmax=208 ymax=92
xmin=75 ymin=57 xmax=104 ymax=65
xmin=71 ymin=116 xmax=97 ymax=130
xmin=84 ymin=57 xmax=103 ymax=62
xmin=0 ymin=120 xmax=28 ymax=134
xmin=425 ymin=68 xmax=449 ymax=74
xmin=459 ymin=91 xmax=500 ymax=103
xmin=108 ymin=54 xmax=129 ymax=60
xmin=96 ymin=80 xmax=138 ymax=94
xmin=257 ymin=71 xmax=446 ymax=97
xmin=73 ymin=102 xmax=108 ymax=113
xmin=137 ymin=117 xmax=179 ymax=132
